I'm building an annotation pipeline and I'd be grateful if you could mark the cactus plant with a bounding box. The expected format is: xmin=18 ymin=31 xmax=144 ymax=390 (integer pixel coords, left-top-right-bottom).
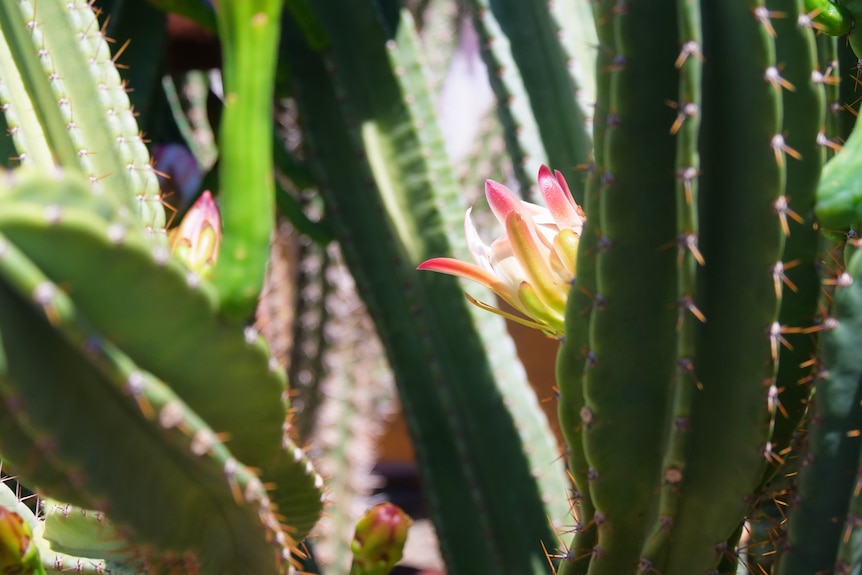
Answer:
xmin=13 ymin=0 xmax=862 ymax=574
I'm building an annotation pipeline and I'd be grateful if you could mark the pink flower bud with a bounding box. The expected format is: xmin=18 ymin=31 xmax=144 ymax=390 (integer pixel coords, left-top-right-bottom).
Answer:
xmin=169 ymin=191 xmax=222 ymax=278
xmin=350 ymin=503 xmax=412 ymax=575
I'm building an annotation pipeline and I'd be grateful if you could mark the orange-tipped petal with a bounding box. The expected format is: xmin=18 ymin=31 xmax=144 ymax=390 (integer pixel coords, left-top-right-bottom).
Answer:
xmin=538 ymin=165 xmax=583 ymax=231
xmin=417 ymin=257 xmax=512 ymax=296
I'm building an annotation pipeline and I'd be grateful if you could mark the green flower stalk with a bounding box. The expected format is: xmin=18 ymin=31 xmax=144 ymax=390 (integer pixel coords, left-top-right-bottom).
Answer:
xmin=418 ymin=165 xmax=584 ymax=337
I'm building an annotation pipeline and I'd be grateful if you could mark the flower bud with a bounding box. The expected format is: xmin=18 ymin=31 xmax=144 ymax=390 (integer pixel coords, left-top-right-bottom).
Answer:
xmin=169 ymin=191 xmax=222 ymax=278
xmin=0 ymin=506 xmax=38 ymax=574
xmin=349 ymin=503 xmax=412 ymax=575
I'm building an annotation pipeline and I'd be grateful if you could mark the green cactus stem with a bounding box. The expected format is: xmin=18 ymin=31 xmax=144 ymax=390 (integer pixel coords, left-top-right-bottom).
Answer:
xmin=760 ymin=0 xmax=825 ymax=488
xmin=639 ymin=0 xmax=704 ymax=568
xmin=210 ymin=0 xmax=284 ymax=321
xmin=465 ymin=0 xmax=592 ymax=203
xmin=555 ymin=0 xmax=614 ymax=572
xmin=662 ymin=3 xmax=786 ymax=573
xmin=0 ymin=0 xmax=164 ymax=232
xmin=776 ymin=241 xmax=862 ymax=574
xmin=0 ymin=170 xmax=323 ymax=570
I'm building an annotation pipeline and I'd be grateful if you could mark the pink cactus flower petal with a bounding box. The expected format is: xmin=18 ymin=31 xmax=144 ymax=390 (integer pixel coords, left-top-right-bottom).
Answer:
xmin=484 ymin=179 xmax=524 ymax=225
xmin=418 ymin=258 xmax=512 ymax=297
xmin=538 ymin=165 xmax=584 ymax=232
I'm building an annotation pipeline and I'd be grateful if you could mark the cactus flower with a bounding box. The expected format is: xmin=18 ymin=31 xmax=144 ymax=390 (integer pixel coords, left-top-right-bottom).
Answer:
xmin=418 ymin=166 xmax=584 ymax=338
xmin=350 ymin=503 xmax=412 ymax=575
xmin=169 ymin=191 xmax=222 ymax=279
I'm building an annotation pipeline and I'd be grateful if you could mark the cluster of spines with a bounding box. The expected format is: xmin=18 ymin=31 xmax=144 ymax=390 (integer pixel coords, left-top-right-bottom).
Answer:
xmin=759 ymin=0 xmax=826 ymax=490
xmin=65 ymin=0 xmax=163 ymax=231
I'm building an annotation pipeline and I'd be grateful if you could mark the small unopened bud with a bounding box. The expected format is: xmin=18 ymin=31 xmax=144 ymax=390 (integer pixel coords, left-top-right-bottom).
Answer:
xmin=169 ymin=191 xmax=221 ymax=278
xmin=349 ymin=503 xmax=412 ymax=575
xmin=0 ymin=506 xmax=40 ymax=574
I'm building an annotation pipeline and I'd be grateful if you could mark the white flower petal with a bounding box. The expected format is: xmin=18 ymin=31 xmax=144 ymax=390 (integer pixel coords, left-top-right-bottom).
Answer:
xmin=464 ymin=208 xmax=495 ymax=274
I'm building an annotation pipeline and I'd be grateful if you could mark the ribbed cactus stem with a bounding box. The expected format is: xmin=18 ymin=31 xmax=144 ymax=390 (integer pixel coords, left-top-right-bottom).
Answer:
xmin=639 ymin=0 xmax=703 ymax=567
xmin=662 ymin=3 xmax=786 ymax=572
xmin=556 ymin=0 xmax=614 ymax=571
xmin=578 ymin=0 xmax=680 ymax=569
xmin=776 ymin=242 xmax=862 ymax=574
xmin=761 ymin=0 xmax=824 ymax=487
xmin=0 ymin=0 xmax=163 ymax=232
